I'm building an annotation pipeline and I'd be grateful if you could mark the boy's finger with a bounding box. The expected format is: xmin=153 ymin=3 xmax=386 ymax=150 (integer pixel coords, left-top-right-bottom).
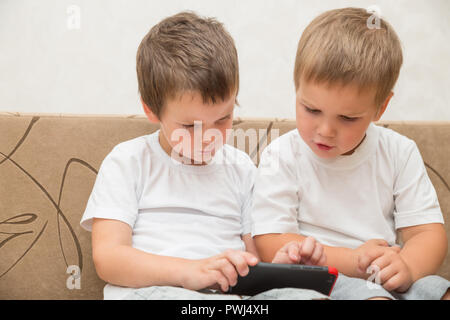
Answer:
xmin=299 ymin=236 xmax=316 ymax=261
xmin=218 ymin=259 xmax=239 ymax=287
xmin=287 ymin=242 xmax=301 ymax=262
xmin=224 ymin=251 xmax=252 ymax=277
xmin=280 ymin=240 xmax=296 ymax=252
xmin=369 ymin=254 xmax=392 ymax=273
xmin=381 ymin=271 xmax=403 ymax=292
xmin=232 ymin=251 xmax=260 ymax=275
xmin=273 ymin=241 xmax=298 ymax=263
xmin=358 ymin=248 xmax=385 ymax=273
xmin=378 ymin=264 xmax=398 ymax=286
xmin=318 ymin=252 xmax=327 ymax=266
xmin=373 ymin=239 xmax=389 ymax=247
xmin=210 ymin=270 xmax=229 ymax=292
xmin=308 ymin=243 xmax=324 ymax=265
xmin=242 ymin=251 xmax=259 ymax=266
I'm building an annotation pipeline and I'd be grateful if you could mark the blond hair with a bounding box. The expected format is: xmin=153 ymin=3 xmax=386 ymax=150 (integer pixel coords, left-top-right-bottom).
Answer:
xmin=294 ymin=7 xmax=403 ymax=107
xmin=136 ymin=11 xmax=239 ymax=118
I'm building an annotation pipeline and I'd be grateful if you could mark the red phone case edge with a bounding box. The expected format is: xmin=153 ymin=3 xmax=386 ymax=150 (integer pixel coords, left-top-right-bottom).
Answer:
xmin=327 ymin=267 xmax=339 ymax=296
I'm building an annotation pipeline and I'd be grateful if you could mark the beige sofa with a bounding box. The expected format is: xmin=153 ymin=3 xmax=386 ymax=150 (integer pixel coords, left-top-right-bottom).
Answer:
xmin=0 ymin=112 xmax=448 ymax=300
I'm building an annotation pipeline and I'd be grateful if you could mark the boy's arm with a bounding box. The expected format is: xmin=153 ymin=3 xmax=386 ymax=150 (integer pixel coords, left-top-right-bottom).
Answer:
xmin=92 ymin=218 xmax=187 ymax=288
xmin=242 ymin=233 xmax=260 ymax=259
xmin=398 ymin=223 xmax=448 ymax=282
xmin=93 ymin=218 xmax=259 ymax=291
xmin=254 ymin=233 xmax=362 ymax=277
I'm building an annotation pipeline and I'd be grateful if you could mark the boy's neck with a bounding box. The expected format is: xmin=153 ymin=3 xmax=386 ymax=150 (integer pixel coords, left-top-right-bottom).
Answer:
xmin=158 ymin=131 xmax=209 ymax=166
xmin=342 ymin=133 xmax=366 ymax=156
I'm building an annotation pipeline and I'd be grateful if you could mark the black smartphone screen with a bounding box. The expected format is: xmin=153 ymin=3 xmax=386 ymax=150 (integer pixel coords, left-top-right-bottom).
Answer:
xmin=227 ymin=262 xmax=338 ymax=296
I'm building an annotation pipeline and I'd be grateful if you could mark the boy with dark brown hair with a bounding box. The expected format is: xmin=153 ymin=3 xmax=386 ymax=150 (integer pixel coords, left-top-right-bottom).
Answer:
xmin=81 ymin=11 xmax=327 ymax=300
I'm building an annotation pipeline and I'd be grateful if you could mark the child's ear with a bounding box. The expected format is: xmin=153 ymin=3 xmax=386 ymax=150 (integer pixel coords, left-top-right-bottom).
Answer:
xmin=374 ymin=91 xmax=393 ymax=121
xmin=141 ymin=97 xmax=160 ymax=123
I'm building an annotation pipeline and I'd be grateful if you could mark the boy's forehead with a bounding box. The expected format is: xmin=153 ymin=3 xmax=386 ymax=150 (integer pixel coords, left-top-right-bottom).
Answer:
xmin=297 ymin=80 xmax=377 ymax=112
xmin=164 ymin=90 xmax=236 ymax=119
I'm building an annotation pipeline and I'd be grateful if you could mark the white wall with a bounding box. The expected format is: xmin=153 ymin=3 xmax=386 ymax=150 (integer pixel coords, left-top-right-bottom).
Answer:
xmin=1 ymin=0 xmax=449 ymax=120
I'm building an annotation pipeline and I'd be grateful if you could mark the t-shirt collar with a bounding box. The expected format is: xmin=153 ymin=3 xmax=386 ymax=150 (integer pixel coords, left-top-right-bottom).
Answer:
xmin=147 ymin=130 xmax=224 ymax=174
xmin=298 ymin=123 xmax=379 ymax=170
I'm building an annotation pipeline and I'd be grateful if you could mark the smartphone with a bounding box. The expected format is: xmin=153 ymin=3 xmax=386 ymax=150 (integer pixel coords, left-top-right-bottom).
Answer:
xmin=227 ymin=262 xmax=338 ymax=296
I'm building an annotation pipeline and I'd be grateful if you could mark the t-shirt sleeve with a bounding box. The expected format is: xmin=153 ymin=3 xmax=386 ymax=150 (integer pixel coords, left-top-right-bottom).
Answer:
xmin=250 ymin=138 xmax=300 ymax=236
xmin=80 ymin=145 xmax=140 ymax=232
xmin=393 ymin=141 xmax=444 ymax=229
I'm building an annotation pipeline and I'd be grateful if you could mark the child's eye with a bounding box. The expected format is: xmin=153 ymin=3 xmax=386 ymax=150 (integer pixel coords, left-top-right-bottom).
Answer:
xmin=304 ymin=106 xmax=320 ymax=114
xmin=181 ymin=124 xmax=194 ymax=128
xmin=216 ymin=115 xmax=231 ymax=124
xmin=340 ymin=115 xmax=359 ymax=122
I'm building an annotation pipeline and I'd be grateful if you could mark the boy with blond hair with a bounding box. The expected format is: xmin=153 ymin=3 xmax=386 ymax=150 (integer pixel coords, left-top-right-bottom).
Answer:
xmin=80 ymin=11 xmax=327 ymax=300
xmin=251 ymin=7 xmax=450 ymax=300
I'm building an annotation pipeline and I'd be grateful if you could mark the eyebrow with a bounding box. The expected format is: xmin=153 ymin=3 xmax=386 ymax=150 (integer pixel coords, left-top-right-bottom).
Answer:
xmin=299 ymin=98 xmax=316 ymax=108
xmin=179 ymin=113 xmax=232 ymax=125
xmin=217 ymin=113 xmax=232 ymax=121
xmin=300 ymin=99 xmax=367 ymax=117
xmin=342 ymin=112 xmax=367 ymax=117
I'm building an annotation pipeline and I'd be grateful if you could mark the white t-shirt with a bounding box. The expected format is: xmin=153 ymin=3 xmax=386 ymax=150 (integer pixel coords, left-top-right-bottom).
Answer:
xmin=80 ymin=130 xmax=256 ymax=299
xmin=251 ymin=123 xmax=444 ymax=249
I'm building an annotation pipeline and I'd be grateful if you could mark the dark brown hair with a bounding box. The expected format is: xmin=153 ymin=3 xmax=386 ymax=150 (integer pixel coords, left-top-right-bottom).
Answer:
xmin=136 ymin=11 xmax=239 ymax=118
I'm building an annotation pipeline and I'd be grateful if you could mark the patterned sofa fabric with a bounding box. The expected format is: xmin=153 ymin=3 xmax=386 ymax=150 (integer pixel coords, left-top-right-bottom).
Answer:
xmin=0 ymin=113 xmax=448 ymax=299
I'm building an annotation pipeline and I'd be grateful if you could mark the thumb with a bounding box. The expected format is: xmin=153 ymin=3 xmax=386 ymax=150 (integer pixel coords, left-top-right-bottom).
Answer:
xmin=374 ymin=239 xmax=389 ymax=247
xmin=243 ymin=252 xmax=259 ymax=266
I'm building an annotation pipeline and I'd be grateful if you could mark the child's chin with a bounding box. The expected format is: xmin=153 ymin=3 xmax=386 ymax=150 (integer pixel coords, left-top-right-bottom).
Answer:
xmin=183 ymin=150 xmax=216 ymax=165
xmin=316 ymin=153 xmax=337 ymax=159
xmin=313 ymin=148 xmax=339 ymax=159
xmin=196 ymin=152 xmax=215 ymax=162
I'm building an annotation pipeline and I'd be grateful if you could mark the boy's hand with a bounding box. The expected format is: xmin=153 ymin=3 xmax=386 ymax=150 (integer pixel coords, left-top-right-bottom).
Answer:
xmin=272 ymin=236 xmax=326 ymax=266
xmin=180 ymin=250 xmax=259 ymax=292
xmin=356 ymin=239 xmax=413 ymax=292
xmin=355 ymin=239 xmax=397 ymax=276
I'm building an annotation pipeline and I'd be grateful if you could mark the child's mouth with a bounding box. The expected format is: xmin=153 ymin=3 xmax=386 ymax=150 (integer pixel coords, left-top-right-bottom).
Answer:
xmin=316 ymin=143 xmax=333 ymax=151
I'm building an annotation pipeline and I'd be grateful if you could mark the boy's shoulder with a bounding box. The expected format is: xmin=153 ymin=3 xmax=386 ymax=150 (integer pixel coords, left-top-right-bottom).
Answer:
xmin=373 ymin=124 xmax=417 ymax=154
xmin=261 ymin=129 xmax=303 ymax=158
xmin=371 ymin=125 xmax=424 ymax=177
xmin=256 ymin=129 xmax=304 ymax=174
xmin=103 ymin=133 xmax=155 ymax=167
xmin=109 ymin=134 xmax=150 ymax=156
xmin=113 ymin=134 xmax=150 ymax=151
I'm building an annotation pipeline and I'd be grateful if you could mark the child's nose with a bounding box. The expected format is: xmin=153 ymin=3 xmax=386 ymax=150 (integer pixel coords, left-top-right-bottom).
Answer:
xmin=201 ymin=127 xmax=223 ymax=144
xmin=317 ymin=121 xmax=335 ymax=138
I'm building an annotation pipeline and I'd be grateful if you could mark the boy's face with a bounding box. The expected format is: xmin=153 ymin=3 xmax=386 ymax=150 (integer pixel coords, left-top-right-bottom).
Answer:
xmin=295 ymin=80 xmax=390 ymax=159
xmin=144 ymin=91 xmax=235 ymax=165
